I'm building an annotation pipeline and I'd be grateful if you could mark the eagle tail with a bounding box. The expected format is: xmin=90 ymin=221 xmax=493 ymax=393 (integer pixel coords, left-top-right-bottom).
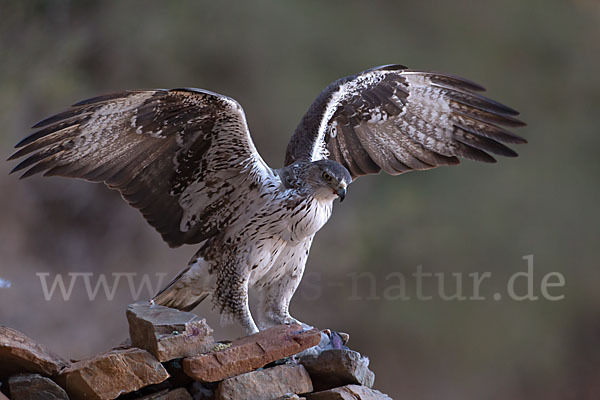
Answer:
xmin=153 ymin=289 xmax=210 ymax=312
xmin=152 ymin=259 xmax=214 ymax=312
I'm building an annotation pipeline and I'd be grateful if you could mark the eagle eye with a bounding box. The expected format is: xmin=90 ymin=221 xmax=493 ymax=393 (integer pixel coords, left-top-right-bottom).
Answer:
xmin=322 ymin=171 xmax=333 ymax=181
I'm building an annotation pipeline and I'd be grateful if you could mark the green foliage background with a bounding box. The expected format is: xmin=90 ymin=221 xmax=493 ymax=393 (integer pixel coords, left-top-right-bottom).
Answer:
xmin=1 ymin=1 xmax=599 ymax=398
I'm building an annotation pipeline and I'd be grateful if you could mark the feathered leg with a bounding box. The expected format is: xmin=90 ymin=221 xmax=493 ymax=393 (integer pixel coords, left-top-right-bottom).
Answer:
xmin=255 ymin=272 xmax=304 ymax=330
xmin=254 ymin=239 xmax=313 ymax=331
xmin=214 ymin=258 xmax=259 ymax=335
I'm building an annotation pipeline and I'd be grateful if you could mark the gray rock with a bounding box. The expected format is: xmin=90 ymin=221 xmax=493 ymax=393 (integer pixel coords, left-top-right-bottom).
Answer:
xmin=307 ymin=385 xmax=392 ymax=400
xmin=321 ymin=330 xmax=350 ymax=348
xmin=298 ymin=349 xmax=375 ymax=391
xmin=215 ymin=364 xmax=313 ymax=400
xmin=295 ymin=330 xmax=349 ymax=359
xmin=8 ymin=373 xmax=69 ymax=400
xmin=127 ymin=302 xmax=214 ymax=362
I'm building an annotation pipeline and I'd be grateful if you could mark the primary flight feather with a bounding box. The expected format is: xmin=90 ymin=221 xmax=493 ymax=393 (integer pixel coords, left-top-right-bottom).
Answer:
xmin=10 ymin=65 xmax=525 ymax=333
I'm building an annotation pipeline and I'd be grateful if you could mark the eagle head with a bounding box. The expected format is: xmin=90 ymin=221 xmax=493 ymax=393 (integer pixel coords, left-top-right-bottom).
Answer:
xmin=307 ymin=160 xmax=352 ymax=202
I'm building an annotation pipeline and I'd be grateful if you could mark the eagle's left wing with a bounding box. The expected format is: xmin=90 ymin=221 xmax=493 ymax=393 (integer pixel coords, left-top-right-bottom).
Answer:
xmin=285 ymin=65 xmax=526 ymax=178
xmin=9 ymin=88 xmax=272 ymax=247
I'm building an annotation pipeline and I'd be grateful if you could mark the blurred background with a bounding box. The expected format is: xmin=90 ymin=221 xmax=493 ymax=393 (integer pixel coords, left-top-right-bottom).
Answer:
xmin=1 ymin=1 xmax=599 ymax=398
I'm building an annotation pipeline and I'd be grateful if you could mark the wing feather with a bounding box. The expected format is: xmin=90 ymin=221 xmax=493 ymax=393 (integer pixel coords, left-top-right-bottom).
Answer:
xmin=10 ymin=89 xmax=271 ymax=247
xmin=286 ymin=65 xmax=526 ymax=178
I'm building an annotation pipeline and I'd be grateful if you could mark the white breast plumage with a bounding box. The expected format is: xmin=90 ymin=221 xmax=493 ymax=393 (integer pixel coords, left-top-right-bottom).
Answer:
xmin=286 ymin=198 xmax=333 ymax=243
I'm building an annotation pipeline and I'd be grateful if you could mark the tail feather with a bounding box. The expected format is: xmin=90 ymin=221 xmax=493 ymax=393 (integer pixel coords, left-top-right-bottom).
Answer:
xmin=152 ymin=260 xmax=214 ymax=312
xmin=153 ymin=287 xmax=210 ymax=312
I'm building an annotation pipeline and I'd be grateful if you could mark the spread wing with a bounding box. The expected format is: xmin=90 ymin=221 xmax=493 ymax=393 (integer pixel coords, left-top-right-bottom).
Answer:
xmin=10 ymin=88 xmax=272 ymax=247
xmin=285 ymin=64 xmax=526 ymax=178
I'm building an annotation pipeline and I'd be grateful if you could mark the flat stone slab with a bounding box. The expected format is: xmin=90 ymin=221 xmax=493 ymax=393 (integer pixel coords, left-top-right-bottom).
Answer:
xmin=58 ymin=347 xmax=170 ymax=400
xmin=0 ymin=327 xmax=68 ymax=378
xmin=215 ymin=364 xmax=313 ymax=400
xmin=307 ymin=385 xmax=392 ymax=400
xmin=183 ymin=324 xmax=321 ymax=382
xmin=8 ymin=373 xmax=69 ymax=400
xmin=299 ymin=349 xmax=375 ymax=391
xmin=127 ymin=302 xmax=214 ymax=362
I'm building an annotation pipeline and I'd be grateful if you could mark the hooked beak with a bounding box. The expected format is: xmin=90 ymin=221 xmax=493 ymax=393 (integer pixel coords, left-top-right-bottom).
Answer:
xmin=336 ymin=185 xmax=347 ymax=202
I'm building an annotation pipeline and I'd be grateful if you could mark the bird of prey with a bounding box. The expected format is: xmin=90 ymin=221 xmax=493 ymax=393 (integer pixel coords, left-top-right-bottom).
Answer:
xmin=10 ymin=65 xmax=526 ymax=334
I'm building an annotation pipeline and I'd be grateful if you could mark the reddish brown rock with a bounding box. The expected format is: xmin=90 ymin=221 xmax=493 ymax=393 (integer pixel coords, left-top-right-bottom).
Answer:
xmin=127 ymin=302 xmax=214 ymax=362
xmin=58 ymin=347 xmax=169 ymax=400
xmin=0 ymin=327 xmax=68 ymax=379
xmin=299 ymin=349 xmax=375 ymax=391
xmin=307 ymin=385 xmax=392 ymax=400
xmin=215 ymin=364 xmax=313 ymax=400
xmin=8 ymin=373 xmax=68 ymax=400
xmin=183 ymin=324 xmax=320 ymax=382
xmin=137 ymin=388 xmax=192 ymax=399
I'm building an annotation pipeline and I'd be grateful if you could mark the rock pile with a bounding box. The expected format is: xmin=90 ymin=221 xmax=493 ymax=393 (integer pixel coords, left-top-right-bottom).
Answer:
xmin=0 ymin=303 xmax=392 ymax=399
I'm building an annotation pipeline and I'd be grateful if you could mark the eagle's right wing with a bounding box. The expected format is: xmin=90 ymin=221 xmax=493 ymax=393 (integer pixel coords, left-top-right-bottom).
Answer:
xmin=285 ymin=65 xmax=526 ymax=178
xmin=10 ymin=88 xmax=272 ymax=247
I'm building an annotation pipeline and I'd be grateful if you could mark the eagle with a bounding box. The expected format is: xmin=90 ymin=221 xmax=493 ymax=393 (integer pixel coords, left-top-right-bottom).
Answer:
xmin=10 ymin=65 xmax=526 ymax=334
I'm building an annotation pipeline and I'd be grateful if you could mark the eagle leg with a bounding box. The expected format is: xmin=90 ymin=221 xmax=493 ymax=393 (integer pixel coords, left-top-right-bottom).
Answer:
xmin=254 ymin=269 xmax=308 ymax=331
xmin=214 ymin=262 xmax=259 ymax=335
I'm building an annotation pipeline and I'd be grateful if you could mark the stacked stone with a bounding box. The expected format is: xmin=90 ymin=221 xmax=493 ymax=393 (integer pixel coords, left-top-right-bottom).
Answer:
xmin=0 ymin=303 xmax=392 ymax=399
